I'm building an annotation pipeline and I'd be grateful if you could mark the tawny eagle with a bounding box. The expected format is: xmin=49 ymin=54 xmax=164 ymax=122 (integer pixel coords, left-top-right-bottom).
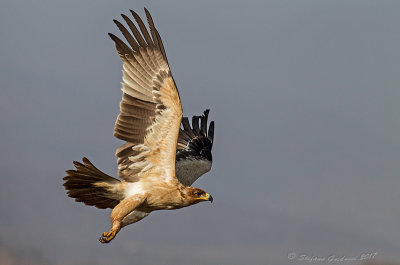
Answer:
xmin=63 ymin=8 xmax=215 ymax=244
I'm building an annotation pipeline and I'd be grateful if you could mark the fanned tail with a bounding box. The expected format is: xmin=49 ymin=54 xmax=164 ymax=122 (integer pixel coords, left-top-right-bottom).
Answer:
xmin=63 ymin=157 xmax=124 ymax=209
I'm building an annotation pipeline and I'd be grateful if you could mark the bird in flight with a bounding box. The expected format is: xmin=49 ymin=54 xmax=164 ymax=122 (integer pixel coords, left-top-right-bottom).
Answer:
xmin=63 ymin=8 xmax=215 ymax=244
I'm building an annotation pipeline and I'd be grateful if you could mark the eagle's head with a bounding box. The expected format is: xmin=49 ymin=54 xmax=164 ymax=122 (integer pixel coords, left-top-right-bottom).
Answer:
xmin=184 ymin=187 xmax=213 ymax=205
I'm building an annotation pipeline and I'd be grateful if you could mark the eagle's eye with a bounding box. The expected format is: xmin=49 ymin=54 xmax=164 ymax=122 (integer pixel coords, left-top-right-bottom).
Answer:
xmin=195 ymin=191 xmax=203 ymax=197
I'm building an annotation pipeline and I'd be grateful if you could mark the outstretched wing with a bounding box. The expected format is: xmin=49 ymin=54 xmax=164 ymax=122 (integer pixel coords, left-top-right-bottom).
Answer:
xmin=110 ymin=9 xmax=182 ymax=183
xmin=175 ymin=110 xmax=214 ymax=186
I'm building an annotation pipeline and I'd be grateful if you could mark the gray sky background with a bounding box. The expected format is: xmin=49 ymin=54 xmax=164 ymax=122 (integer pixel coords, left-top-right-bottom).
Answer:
xmin=1 ymin=0 xmax=400 ymax=264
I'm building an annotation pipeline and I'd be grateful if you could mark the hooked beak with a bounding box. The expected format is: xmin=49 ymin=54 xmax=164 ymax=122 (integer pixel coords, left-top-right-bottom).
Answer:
xmin=206 ymin=193 xmax=213 ymax=203
xmin=198 ymin=193 xmax=213 ymax=203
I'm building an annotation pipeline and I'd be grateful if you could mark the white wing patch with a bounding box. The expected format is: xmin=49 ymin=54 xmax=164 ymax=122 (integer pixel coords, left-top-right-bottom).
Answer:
xmin=175 ymin=158 xmax=212 ymax=186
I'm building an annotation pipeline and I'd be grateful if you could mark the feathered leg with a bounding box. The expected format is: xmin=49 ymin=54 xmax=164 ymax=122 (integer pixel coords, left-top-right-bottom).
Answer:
xmin=121 ymin=210 xmax=150 ymax=228
xmin=99 ymin=195 xmax=146 ymax=244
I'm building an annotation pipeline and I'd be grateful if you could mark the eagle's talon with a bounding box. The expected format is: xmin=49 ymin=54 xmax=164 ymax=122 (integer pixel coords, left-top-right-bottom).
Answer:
xmin=99 ymin=231 xmax=116 ymax=244
xmin=99 ymin=236 xmax=110 ymax=244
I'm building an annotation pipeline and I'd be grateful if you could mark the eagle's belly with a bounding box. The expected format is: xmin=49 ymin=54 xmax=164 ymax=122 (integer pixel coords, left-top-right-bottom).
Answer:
xmin=124 ymin=181 xmax=146 ymax=197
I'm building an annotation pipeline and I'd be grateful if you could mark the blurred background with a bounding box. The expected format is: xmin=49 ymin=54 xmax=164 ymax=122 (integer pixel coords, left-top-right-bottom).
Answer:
xmin=1 ymin=0 xmax=400 ymax=264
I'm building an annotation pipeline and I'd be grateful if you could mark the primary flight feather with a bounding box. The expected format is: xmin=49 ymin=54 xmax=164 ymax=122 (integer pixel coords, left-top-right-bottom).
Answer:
xmin=63 ymin=8 xmax=215 ymax=244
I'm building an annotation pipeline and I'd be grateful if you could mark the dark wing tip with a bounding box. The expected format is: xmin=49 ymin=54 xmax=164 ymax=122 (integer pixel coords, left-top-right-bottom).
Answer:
xmin=208 ymin=121 xmax=215 ymax=144
xmin=129 ymin=9 xmax=138 ymax=16
xmin=180 ymin=109 xmax=214 ymax=139
xmin=192 ymin=116 xmax=201 ymax=135
xmin=129 ymin=9 xmax=154 ymax=47
xmin=108 ymin=32 xmax=121 ymax=44
xmin=176 ymin=110 xmax=215 ymax=164
xmin=127 ymin=9 xmax=141 ymax=27
xmin=200 ymin=109 xmax=210 ymax=136
xmin=72 ymin=160 xmax=82 ymax=167
xmin=108 ymin=32 xmax=132 ymax=56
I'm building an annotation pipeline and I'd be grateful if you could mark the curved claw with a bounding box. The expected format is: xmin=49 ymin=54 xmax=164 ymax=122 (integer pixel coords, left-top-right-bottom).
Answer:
xmin=99 ymin=231 xmax=117 ymax=244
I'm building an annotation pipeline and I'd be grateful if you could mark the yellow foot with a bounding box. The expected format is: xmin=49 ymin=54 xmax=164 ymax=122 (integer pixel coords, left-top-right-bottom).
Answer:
xmin=99 ymin=230 xmax=117 ymax=244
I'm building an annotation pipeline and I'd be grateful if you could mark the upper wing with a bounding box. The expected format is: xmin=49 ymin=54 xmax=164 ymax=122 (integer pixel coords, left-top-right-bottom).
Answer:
xmin=175 ymin=110 xmax=214 ymax=186
xmin=110 ymin=9 xmax=182 ymax=183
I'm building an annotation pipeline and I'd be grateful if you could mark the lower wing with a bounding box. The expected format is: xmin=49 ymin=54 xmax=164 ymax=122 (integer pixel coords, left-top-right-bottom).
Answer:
xmin=175 ymin=110 xmax=214 ymax=186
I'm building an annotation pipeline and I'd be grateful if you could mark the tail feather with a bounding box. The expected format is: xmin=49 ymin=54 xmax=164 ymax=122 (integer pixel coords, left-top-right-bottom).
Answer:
xmin=63 ymin=157 xmax=123 ymax=209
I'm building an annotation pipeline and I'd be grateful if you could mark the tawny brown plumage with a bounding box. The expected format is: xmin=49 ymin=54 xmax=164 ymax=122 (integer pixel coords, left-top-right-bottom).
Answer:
xmin=63 ymin=8 xmax=214 ymax=244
